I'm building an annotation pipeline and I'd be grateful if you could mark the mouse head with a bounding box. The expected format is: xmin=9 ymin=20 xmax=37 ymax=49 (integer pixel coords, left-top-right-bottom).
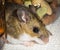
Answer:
xmin=6 ymin=6 xmax=52 ymax=43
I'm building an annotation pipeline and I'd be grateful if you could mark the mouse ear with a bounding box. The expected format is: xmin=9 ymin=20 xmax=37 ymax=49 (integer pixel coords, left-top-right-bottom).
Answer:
xmin=29 ymin=5 xmax=36 ymax=13
xmin=17 ymin=8 xmax=31 ymax=23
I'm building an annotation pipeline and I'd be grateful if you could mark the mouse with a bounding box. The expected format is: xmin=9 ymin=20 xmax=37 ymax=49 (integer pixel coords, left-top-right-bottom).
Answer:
xmin=5 ymin=2 xmax=52 ymax=46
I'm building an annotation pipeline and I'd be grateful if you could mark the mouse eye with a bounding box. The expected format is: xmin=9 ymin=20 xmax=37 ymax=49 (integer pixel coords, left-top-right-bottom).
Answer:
xmin=33 ymin=27 xmax=39 ymax=33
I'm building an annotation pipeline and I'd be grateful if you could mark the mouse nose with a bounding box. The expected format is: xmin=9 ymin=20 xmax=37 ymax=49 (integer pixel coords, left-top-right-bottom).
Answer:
xmin=33 ymin=27 xmax=39 ymax=33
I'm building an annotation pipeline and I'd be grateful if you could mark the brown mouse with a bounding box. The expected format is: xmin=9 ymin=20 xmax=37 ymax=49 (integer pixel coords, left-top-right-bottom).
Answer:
xmin=5 ymin=2 xmax=52 ymax=45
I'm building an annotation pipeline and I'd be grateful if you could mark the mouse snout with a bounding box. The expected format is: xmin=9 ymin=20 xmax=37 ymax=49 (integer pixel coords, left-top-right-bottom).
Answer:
xmin=38 ymin=29 xmax=52 ymax=43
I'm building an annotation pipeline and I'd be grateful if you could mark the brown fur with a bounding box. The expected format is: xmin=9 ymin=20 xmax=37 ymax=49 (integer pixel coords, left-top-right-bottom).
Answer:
xmin=5 ymin=3 xmax=52 ymax=42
